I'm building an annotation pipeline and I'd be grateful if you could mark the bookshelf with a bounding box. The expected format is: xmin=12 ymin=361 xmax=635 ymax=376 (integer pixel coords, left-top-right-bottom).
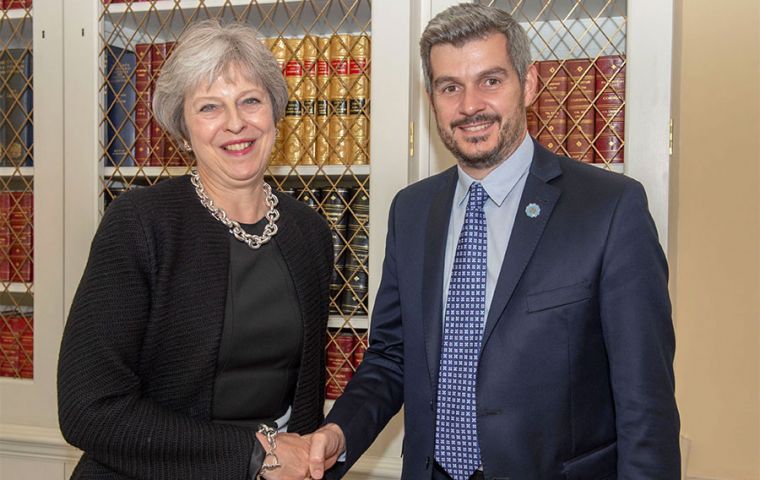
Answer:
xmin=0 ymin=0 xmax=34 ymax=381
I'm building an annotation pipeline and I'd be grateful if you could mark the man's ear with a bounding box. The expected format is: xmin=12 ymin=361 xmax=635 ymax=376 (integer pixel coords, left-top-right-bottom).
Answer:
xmin=523 ymin=62 xmax=539 ymax=107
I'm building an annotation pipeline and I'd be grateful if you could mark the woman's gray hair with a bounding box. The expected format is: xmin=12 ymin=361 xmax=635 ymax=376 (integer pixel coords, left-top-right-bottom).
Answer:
xmin=420 ymin=3 xmax=532 ymax=93
xmin=152 ymin=19 xmax=288 ymax=141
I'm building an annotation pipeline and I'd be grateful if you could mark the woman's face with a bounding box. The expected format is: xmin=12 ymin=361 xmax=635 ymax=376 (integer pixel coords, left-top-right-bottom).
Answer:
xmin=183 ymin=66 xmax=276 ymax=189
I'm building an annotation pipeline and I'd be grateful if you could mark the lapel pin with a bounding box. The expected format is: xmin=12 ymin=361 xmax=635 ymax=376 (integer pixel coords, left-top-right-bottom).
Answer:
xmin=525 ymin=202 xmax=541 ymax=218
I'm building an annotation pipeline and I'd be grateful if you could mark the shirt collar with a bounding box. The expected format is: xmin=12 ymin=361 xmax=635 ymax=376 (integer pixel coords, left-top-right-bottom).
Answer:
xmin=455 ymin=134 xmax=534 ymax=207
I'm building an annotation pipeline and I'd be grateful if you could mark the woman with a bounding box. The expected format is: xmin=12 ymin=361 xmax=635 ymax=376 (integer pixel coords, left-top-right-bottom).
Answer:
xmin=58 ymin=20 xmax=333 ymax=480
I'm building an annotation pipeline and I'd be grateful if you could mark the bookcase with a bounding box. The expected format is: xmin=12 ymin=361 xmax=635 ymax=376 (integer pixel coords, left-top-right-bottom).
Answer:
xmin=0 ymin=1 xmax=673 ymax=479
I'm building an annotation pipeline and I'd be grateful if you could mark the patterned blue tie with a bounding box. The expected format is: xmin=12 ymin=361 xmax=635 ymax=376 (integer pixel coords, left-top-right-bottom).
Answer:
xmin=435 ymin=182 xmax=488 ymax=480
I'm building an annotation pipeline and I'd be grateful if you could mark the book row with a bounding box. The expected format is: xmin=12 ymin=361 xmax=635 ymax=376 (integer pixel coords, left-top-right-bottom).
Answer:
xmin=326 ymin=330 xmax=367 ymax=399
xmin=104 ymin=33 xmax=370 ymax=169
xmin=0 ymin=191 xmax=33 ymax=282
xmin=0 ymin=48 xmax=33 ymax=168
xmin=0 ymin=309 xmax=33 ymax=379
xmin=288 ymin=186 xmax=369 ymax=317
xmin=528 ymin=55 xmax=626 ymax=164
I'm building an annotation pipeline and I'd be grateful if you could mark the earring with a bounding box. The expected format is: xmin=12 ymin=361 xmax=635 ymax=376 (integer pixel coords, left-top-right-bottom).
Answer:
xmin=182 ymin=139 xmax=192 ymax=152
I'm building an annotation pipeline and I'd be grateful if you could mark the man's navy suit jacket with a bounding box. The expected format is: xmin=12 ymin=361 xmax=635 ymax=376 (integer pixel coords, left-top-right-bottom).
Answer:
xmin=326 ymin=141 xmax=680 ymax=479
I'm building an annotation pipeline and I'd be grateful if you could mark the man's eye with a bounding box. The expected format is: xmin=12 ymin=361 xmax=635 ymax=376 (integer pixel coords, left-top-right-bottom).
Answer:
xmin=441 ymin=85 xmax=458 ymax=94
xmin=484 ymin=78 xmax=501 ymax=86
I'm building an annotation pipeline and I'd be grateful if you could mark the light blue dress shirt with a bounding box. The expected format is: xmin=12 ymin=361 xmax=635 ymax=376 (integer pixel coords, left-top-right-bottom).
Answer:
xmin=443 ymin=134 xmax=534 ymax=323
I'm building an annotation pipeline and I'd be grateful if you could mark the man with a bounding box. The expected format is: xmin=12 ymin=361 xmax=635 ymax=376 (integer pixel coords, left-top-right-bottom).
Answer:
xmin=308 ymin=3 xmax=680 ymax=479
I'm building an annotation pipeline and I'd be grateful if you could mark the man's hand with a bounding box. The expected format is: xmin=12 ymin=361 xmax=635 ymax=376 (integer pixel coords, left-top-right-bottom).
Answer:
xmin=306 ymin=423 xmax=346 ymax=479
xmin=256 ymin=432 xmax=311 ymax=480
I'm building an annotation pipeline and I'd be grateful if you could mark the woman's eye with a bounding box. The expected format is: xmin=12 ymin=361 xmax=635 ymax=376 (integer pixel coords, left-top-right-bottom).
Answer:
xmin=199 ymin=104 xmax=217 ymax=113
xmin=242 ymin=97 xmax=260 ymax=106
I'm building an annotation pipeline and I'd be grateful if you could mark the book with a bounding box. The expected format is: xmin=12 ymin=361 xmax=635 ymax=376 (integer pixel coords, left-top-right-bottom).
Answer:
xmin=321 ymin=187 xmax=349 ymax=315
xmin=8 ymin=191 xmax=32 ymax=282
xmin=315 ymin=36 xmax=330 ymax=166
xmin=0 ymin=192 xmax=10 ymax=281
xmin=341 ymin=189 xmax=369 ymax=316
xmin=353 ymin=331 xmax=368 ymax=370
xmin=283 ymin=37 xmax=305 ymax=166
xmin=328 ymin=34 xmax=351 ymax=165
xmin=0 ymin=310 xmax=32 ymax=379
xmin=0 ymin=48 xmax=33 ymax=167
xmin=267 ymin=37 xmax=288 ymax=166
xmin=565 ymin=58 xmax=596 ymax=163
xmin=537 ymin=60 xmax=568 ymax=155
xmin=348 ymin=34 xmax=370 ymax=165
xmin=299 ymin=35 xmax=319 ymax=166
xmin=149 ymin=43 xmax=167 ymax=166
xmin=104 ymin=45 xmax=136 ymax=167
xmin=134 ymin=44 xmax=151 ymax=166
xmin=4 ymin=1 xmax=32 ymax=9
xmin=325 ymin=331 xmax=355 ymax=399
xmin=594 ymin=55 xmax=625 ymax=164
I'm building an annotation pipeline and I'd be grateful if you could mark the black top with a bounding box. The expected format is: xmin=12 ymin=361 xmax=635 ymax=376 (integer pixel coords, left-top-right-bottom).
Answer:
xmin=213 ymin=220 xmax=303 ymax=427
xmin=58 ymin=176 xmax=332 ymax=480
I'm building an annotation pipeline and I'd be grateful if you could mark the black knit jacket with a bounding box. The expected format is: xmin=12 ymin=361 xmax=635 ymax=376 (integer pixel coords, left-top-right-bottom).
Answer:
xmin=58 ymin=176 xmax=332 ymax=480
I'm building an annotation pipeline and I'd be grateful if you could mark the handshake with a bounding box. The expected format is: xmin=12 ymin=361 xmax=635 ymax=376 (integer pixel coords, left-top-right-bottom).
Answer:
xmin=255 ymin=423 xmax=346 ymax=480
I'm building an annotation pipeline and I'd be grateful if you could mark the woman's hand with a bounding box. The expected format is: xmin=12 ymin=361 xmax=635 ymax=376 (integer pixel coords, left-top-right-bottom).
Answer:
xmin=257 ymin=432 xmax=312 ymax=480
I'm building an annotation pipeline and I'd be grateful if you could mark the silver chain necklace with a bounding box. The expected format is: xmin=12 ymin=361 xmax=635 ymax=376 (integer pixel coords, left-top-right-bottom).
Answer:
xmin=190 ymin=169 xmax=280 ymax=249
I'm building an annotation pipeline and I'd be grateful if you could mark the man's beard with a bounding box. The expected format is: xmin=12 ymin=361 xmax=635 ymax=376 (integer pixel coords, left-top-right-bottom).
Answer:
xmin=436 ymin=107 xmax=526 ymax=170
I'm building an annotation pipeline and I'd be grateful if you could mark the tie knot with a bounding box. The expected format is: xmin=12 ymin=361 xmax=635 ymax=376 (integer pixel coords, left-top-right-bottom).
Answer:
xmin=468 ymin=182 xmax=488 ymax=211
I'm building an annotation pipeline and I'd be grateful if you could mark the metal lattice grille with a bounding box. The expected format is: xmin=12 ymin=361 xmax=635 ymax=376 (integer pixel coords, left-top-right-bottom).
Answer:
xmin=0 ymin=1 xmax=33 ymax=380
xmin=480 ymin=0 xmax=627 ymax=170
xmin=100 ymin=0 xmax=371 ymax=396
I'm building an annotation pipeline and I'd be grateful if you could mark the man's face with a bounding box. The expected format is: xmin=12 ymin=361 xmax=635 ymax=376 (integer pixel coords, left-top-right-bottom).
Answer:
xmin=428 ymin=33 xmax=537 ymax=172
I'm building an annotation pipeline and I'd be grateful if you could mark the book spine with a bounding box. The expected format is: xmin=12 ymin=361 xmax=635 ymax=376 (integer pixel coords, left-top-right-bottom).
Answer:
xmin=348 ymin=34 xmax=370 ymax=165
xmin=341 ymin=189 xmax=369 ymax=316
xmin=0 ymin=192 xmax=10 ymax=281
xmin=537 ymin=60 xmax=568 ymax=155
xmin=321 ymin=188 xmax=349 ymax=315
xmin=315 ymin=36 xmax=330 ymax=166
xmin=328 ymin=34 xmax=351 ymax=165
xmin=267 ymin=38 xmax=288 ymax=166
xmin=565 ymin=58 xmax=596 ymax=163
xmin=300 ymin=35 xmax=319 ymax=166
xmin=1 ymin=48 xmax=34 ymax=167
xmin=161 ymin=42 xmax=185 ymax=167
xmin=134 ymin=44 xmax=152 ymax=166
xmin=149 ymin=43 xmax=167 ymax=166
xmin=105 ymin=46 xmax=136 ymax=167
xmin=284 ymin=38 xmax=305 ymax=166
xmin=0 ymin=311 xmax=32 ymax=378
xmin=5 ymin=1 xmax=32 ymax=8
xmin=325 ymin=331 xmax=355 ymax=399
xmin=594 ymin=55 xmax=625 ymax=164
xmin=352 ymin=331 xmax=367 ymax=370
xmin=8 ymin=191 xmax=32 ymax=282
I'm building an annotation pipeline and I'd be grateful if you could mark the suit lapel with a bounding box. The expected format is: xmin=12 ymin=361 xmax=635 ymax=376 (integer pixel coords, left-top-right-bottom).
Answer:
xmin=422 ymin=167 xmax=458 ymax=389
xmin=481 ymin=144 xmax=562 ymax=350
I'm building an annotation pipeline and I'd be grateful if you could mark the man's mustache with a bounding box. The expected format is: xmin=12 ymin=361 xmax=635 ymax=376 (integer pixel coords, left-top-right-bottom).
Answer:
xmin=450 ymin=113 xmax=501 ymax=129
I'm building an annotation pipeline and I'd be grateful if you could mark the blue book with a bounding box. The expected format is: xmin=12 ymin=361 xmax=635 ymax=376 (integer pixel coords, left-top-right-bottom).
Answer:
xmin=0 ymin=48 xmax=33 ymax=167
xmin=105 ymin=45 xmax=136 ymax=167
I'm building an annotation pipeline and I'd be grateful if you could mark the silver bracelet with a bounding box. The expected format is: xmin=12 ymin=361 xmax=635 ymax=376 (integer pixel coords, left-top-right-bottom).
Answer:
xmin=256 ymin=424 xmax=281 ymax=478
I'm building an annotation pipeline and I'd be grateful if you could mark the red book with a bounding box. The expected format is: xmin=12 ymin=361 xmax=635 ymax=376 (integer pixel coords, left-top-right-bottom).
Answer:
xmin=0 ymin=193 xmax=11 ymax=281
xmin=565 ymin=58 xmax=596 ymax=163
xmin=134 ymin=44 xmax=151 ymax=166
xmin=537 ymin=60 xmax=569 ymax=155
xmin=8 ymin=192 xmax=32 ymax=282
xmin=5 ymin=1 xmax=32 ymax=9
xmin=149 ymin=43 xmax=167 ymax=166
xmin=594 ymin=55 xmax=625 ymax=164
xmin=352 ymin=332 xmax=367 ymax=370
xmin=0 ymin=312 xmax=30 ymax=378
xmin=325 ymin=332 xmax=355 ymax=399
